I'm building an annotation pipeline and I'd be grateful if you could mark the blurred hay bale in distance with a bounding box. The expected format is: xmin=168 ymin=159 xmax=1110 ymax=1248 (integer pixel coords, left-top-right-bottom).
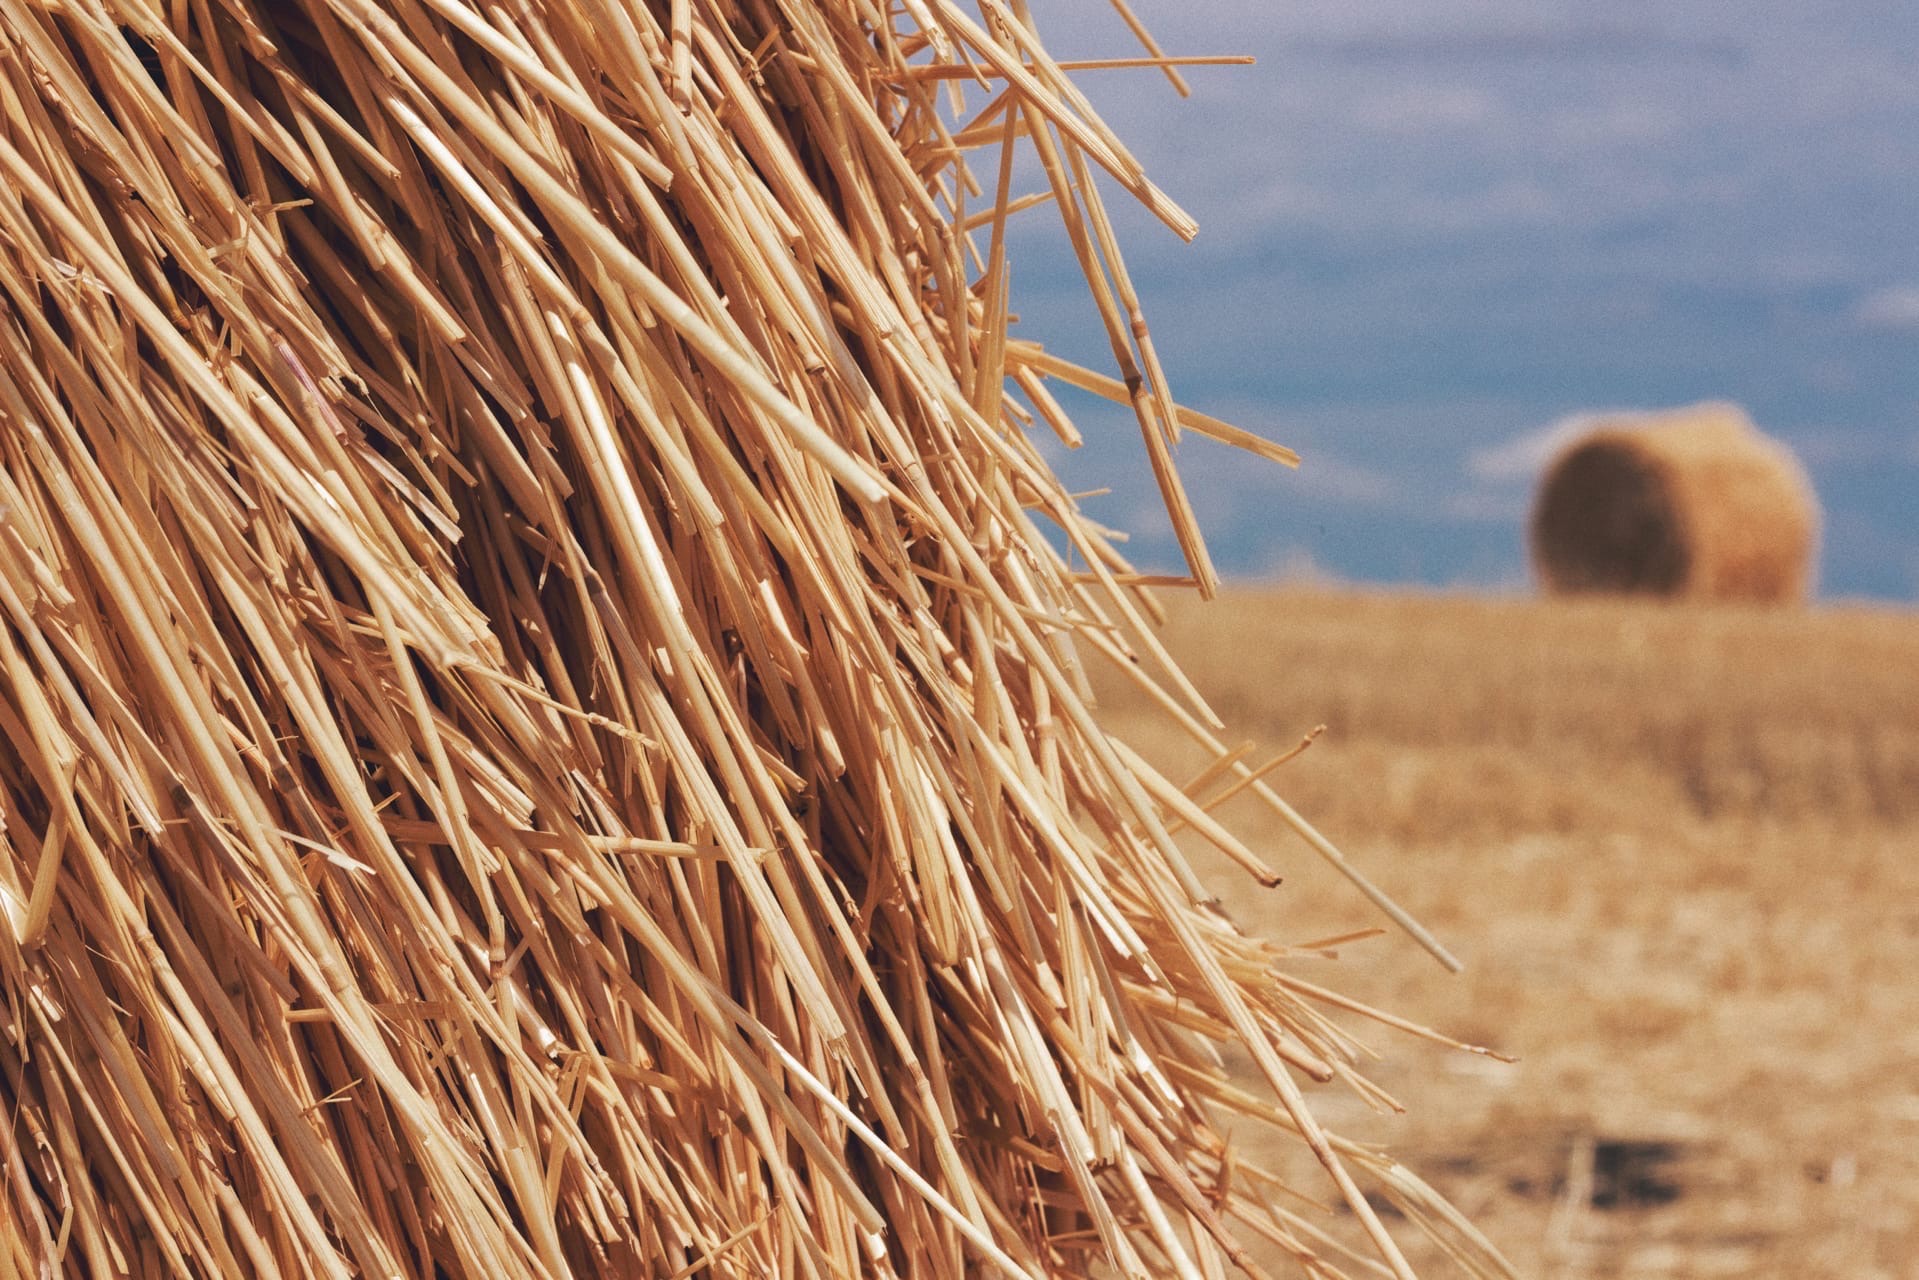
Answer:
xmin=1530 ymin=403 xmax=1820 ymax=602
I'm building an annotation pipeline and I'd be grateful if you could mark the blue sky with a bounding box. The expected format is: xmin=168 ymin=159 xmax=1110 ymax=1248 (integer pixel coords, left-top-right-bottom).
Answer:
xmin=996 ymin=2 xmax=1919 ymax=598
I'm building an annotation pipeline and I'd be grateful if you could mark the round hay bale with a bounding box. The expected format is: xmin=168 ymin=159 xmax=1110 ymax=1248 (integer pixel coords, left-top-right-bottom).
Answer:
xmin=1529 ymin=403 xmax=1821 ymax=602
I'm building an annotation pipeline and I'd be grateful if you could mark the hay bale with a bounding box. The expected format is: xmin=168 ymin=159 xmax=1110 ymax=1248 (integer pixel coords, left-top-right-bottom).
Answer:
xmin=0 ymin=3 xmax=1509 ymax=1277
xmin=1529 ymin=403 xmax=1820 ymax=602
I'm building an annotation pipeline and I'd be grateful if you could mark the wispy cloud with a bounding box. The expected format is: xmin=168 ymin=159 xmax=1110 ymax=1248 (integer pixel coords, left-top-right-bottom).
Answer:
xmin=1296 ymin=452 xmax=1402 ymax=504
xmin=1440 ymin=488 xmax=1530 ymax=524
xmin=1465 ymin=412 xmax=1635 ymax=482
xmin=1348 ymin=83 xmax=1501 ymax=133
xmin=1282 ymin=22 xmax=1746 ymax=68
xmin=1853 ymin=286 xmax=1919 ymax=330
xmin=1784 ymin=425 xmax=1919 ymax=469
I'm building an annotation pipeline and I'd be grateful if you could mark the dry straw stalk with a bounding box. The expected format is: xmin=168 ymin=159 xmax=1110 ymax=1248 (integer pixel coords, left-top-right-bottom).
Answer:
xmin=0 ymin=1 xmax=1508 ymax=1276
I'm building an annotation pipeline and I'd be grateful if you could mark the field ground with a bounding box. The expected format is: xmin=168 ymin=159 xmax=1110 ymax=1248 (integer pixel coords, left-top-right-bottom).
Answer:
xmin=1089 ymin=586 xmax=1919 ymax=1278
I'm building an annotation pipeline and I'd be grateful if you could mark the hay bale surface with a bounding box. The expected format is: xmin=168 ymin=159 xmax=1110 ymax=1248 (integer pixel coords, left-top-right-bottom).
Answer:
xmin=1529 ymin=403 xmax=1820 ymax=602
xmin=0 ymin=2 xmax=1508 ymax=1277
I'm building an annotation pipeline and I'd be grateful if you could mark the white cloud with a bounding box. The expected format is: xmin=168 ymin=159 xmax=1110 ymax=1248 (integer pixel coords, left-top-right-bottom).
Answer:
xmin=1252 ymin=544 xmax=1346 ymax=585
xmin=1351 ymin=84 xmax=1500 ymax=133
xmin=1465 ymin=410 xmax=1638 ymax=482
xmin=1297 ymin=452 xmax=1401 ymax=504
xmin=1281 ymin=21 xmax=1744 ymax=68
xmin=1785 ymin=426 xmax=1919 ymax=468
xmin=1231 ymin=174 xmax=1562 ymax=237
xmin=1441 ymin=488 xmax=1530 ymax=523
xmin=1853 ymin=286 xmax=1919 ymax=330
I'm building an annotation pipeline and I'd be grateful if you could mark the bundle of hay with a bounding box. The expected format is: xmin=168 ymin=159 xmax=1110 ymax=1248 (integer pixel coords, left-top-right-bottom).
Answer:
xmin=1530 ymin=403 xmax=1820 ymax=603
xmin=0 ymin=2 xmax=1506 ymax=1276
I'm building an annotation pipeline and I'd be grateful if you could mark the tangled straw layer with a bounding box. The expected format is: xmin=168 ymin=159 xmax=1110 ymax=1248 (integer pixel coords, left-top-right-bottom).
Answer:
xmin=0 ymin=1 xmax=1509 ymax=1276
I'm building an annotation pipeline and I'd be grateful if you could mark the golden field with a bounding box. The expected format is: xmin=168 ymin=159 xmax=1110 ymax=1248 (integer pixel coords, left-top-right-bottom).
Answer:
xmin=1090 ymin=586 xmax=1919 ymax=1277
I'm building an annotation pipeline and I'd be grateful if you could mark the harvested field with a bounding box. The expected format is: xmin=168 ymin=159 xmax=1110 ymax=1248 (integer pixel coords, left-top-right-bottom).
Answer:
xmin=1092 ymin=586 xmax=1919 ymax=1277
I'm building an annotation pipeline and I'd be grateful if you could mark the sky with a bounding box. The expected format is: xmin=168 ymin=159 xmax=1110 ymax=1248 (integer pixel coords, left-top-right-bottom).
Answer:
xmin=993 ymin=1 xmax=1919 ymax=599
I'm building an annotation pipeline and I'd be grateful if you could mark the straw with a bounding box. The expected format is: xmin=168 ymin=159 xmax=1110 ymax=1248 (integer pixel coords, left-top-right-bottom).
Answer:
xmin=0 ymin=1 xmax=1506 ymax=1275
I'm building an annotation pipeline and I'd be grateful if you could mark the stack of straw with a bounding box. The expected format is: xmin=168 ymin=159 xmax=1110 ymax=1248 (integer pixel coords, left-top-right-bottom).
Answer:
xmin=1529 ymin=403 xmax=1821 ymax=603
xmin=0 ymin=1 xmax=1509 ymax=1275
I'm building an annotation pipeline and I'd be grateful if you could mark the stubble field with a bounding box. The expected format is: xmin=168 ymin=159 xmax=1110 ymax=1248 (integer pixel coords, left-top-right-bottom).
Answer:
xmin=1089 ymin=586 xmax=1919 ymax=1277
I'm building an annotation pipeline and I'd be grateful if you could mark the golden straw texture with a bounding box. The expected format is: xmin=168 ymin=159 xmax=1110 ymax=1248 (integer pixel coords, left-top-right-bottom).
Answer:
xmin=0 ymin=1 xmax=1508 ymax=1276
xmin=1531 ymin=403 xmax=1821 ymax=603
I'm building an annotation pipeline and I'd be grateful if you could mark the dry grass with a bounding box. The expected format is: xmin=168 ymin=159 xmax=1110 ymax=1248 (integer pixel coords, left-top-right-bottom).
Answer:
xmin=1093 ymin=585 xmax=1919 ymax=1277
